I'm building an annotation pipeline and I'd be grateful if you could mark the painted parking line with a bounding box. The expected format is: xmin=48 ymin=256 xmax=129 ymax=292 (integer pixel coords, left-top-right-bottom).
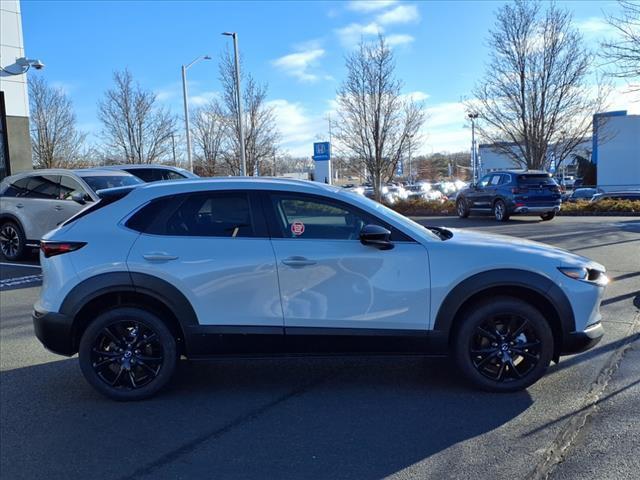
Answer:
xmin=0 ymin=262 xmax=41 ymax=269
xmin=0 ymin=274 xmax=43 ymax=290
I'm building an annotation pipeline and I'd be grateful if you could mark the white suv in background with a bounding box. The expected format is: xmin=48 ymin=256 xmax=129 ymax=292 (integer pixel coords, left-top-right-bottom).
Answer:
xmin=33 ymin=178 xmax=606 ymax=400
xmin=0 ymin=169 xmax=142 ymax=260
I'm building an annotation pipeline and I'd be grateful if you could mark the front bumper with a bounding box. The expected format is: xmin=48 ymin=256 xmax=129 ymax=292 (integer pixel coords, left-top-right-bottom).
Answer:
xmin=32 ymin=308 xmax=75 ymax=356
xmin=561 ymin=321 xmax=604 ymax=355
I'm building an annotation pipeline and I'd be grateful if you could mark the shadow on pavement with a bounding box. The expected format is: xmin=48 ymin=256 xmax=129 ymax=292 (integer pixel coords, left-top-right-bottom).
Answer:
xmin=0 ymin=356 xmax=533 ymax=480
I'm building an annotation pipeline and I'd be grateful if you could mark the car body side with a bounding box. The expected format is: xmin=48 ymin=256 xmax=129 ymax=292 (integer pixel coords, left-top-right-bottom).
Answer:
xmin=33 ymin=179 xmax=605 ymax=362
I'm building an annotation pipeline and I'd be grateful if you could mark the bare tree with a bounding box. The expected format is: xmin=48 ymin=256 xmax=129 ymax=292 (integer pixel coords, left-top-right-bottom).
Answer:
xmin=218 ymin=51 xmax=278 ymax=175
xmin=333 ymin=36 xmax=425 ymax=200
xmin=468 ymin=0 xmax=609 ymax=171
xmin=28 ymin=77 xmax=86 ymax=169
xmin=602 ymin=0 xmax=640 ymax=91
xmin=98 ymin=69 xmax=177 ymax=164
xmin=190 ymin=100 xmax=226 ymax=176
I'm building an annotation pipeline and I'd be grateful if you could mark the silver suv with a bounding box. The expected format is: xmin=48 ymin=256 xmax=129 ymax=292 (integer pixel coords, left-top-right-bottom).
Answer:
xmin=0 ymin=168 xmax=142 ymax=260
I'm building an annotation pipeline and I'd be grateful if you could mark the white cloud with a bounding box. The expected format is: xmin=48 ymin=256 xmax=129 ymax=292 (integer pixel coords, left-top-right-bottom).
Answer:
xmin=386 ymin=33 xmax=415 ymax=46
xmin=190 ymin=91 xmax=218 ymax=107
xmin=576 ymin=17 xmax=616 ymax=36
xmin=272 ymin=48 xmax=326 ymax=82
xmin=347 ymin=1 xmax=398 ymax=13
xmin=336 ymin=22 xmax=384 ymax=47
xmin=376 ymin=4 xmax=420 ymax=25
xmin=402 ymin=90 xmax=430 ymax=102
xmin=268 ymin=99 xmax=328 ymax=156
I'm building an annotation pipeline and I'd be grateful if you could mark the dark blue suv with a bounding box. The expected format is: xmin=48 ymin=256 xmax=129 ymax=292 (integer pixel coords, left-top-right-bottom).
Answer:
xmin=456 ymin=170 xmax=561 ymax=222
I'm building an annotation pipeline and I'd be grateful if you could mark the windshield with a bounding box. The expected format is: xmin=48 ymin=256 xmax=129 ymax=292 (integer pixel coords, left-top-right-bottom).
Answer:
xmin=80 ymin=175 xmax=142 ymax=192
xmin=340 ymin=190 xmax=441 ymax=241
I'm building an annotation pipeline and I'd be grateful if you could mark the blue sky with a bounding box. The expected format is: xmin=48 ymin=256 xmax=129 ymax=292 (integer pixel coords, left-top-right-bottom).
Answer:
xmin=21 ymin=0 xmax=637 ymax=157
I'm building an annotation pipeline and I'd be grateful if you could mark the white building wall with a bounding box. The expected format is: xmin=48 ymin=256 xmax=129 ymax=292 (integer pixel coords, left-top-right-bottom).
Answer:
xmin=0 ymin=0 xmax=29 ymax=118
xmin=597 ymin=115 xmax=640 ymax=191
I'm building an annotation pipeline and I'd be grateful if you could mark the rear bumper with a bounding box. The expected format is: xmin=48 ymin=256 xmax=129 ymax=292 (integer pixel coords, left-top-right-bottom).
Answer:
xmin=32 ymin=308 xmax=75 ymax=356
xmin=513 ymin=205 xmax=561 ymax=214
xmin=561 ymin=322 xmax=604 ymax=355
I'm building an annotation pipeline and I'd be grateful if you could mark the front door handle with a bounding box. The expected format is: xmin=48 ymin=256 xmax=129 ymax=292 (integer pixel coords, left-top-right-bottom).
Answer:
xmin=16 ymin=203 xmax=24 ymax=208
xmin=143 ymin=252 xmax=179 ymax=262
xmin=282 ymin=256 xmax=316 ymax=267
xmin=54 ymin=205 xmax=64 ymax=211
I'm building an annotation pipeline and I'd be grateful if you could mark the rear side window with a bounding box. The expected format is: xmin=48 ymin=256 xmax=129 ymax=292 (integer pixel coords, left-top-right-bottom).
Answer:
xmin=127 ymin=192 xmax=255 ymax=237
xmin=59 ymin=175 xmax=91 ymax=201
xmin=11 ymin=175 xmax=60 ymax=199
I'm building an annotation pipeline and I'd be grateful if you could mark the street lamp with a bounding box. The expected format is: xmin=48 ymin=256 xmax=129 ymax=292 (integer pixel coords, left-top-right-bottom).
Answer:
xmin=222 ymin=31 xmax=247 ymax=176
xmin=181 ymin=54 xmax=211 ymax=173
xmin=0 ymin=57 xmax=45 ymax=76
xmin=468 ymin=112 xmax=479 ymax=184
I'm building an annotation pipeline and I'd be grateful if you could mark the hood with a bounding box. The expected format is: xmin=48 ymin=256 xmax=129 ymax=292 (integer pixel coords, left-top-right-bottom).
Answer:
xmin=446 ymin=228 xmax=605 ymax=271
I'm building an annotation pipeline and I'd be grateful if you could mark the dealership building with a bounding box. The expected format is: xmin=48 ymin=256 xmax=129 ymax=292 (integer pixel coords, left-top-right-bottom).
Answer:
xmin=478 ymin=111 xmax=640 ymax=191
xmin=0 ymin=0 xmax=32 ymax=181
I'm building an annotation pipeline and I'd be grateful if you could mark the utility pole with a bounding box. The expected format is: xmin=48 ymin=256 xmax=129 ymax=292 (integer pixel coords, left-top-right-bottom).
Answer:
xmin=468 ymin=113 xmax=479 ymax=184
xmin=222 ymin=32 xmax=246 ymax=176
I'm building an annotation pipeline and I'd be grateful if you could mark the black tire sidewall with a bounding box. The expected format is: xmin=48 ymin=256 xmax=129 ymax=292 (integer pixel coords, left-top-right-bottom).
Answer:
xmin=78 ymin=307 xmax=177 ymax=401
xmin=493 ymin=200 xmax=510 ymax=222
xmin=0 ymin=221 xmax=26 ymax=261
xmin=457 ymin=199 xmax=469 ymax=218
xmin=453 ymin=297 xmax=553 ymax=392
xmin=540 ymin=212 xmax=556 ymax=221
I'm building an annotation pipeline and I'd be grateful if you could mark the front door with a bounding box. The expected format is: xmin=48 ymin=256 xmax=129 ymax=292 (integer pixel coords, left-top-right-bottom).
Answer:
xmin=265 ymin=192 xmax=430 ymax=337
xmin=126 ymin=191 xmax=283 ymax=330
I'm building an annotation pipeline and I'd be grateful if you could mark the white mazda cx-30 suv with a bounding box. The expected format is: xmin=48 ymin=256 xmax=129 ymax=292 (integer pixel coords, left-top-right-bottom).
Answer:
xmin=33 ymin=178 xmax=606 ymax=400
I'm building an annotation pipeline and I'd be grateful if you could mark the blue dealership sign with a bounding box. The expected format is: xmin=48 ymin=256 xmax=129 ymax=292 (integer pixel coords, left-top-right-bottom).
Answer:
xmin=313 ymin=142 xmax=331 ymax=161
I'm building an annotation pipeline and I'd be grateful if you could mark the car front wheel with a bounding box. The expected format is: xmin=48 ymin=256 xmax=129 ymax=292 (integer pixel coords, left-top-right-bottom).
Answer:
xmin=456 ymin=199 xmax=470 ymax=218
xmin=79 ymin=307 xmax=177 ymax=401
xmin=0 ymin=221 xmax=26 ymax=261
xmin=453 ymin=297 xmax=553 ymax=392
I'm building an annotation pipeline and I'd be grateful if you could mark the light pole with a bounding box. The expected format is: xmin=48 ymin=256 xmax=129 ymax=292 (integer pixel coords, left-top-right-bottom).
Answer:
xmin=222 ymin=32 xmax=247 ymax=176
xmin=468 ymin=113 xmax=479 ymax=184
xmin=181 ymin=55 xmax=211 ymax=173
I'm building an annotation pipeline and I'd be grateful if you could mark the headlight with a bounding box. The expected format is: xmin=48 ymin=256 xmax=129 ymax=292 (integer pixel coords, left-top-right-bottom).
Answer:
xmin=558 ymin=267 xmax=609 ymax=286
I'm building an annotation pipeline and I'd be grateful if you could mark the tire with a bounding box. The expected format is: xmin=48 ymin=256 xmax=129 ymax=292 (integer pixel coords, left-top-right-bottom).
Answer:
xmin=0 ymin=220 xmax=26 ymax=261
xmin=79 ymin=307 xmax=177 ymax=401
xmin=456 ymin=198 xmax=470 ymax=218
xmin=453 ymin=297 xmax=553 ymax=392
xmin=493 ymin=199 xmax=510 ymax=222
xmin=540 ymin=211 xmax=556 ymax=221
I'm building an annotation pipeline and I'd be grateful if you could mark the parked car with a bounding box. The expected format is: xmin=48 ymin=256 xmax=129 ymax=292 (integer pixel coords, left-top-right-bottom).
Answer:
xmin=33 ymin=178 xmax=605 ymax=400
xmin=0 ymin=169 xmax=142 ymax=260
xmin=564 ymin=188 xmax=603 ymax=203
xmin=590 ymin=191 xmax=640 ymax=203
xmin=456 ymin=171 xmax=561 ymax=222
xmin=101 ymin=164 xmax=198 ymax=182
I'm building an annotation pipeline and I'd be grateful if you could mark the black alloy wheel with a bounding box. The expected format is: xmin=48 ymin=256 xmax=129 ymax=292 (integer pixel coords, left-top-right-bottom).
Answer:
xmin=493 ymin=200 xmax=509 ymax=222
xmin=0 ymin=222 xmax=25 ymax=260
xmin=453 ymin=297 xmax=553 ymax=392
xmin=79 ymin=307 xmax=177 ymax=401
xmin=457 ymin=199 xmax=470 ymax=218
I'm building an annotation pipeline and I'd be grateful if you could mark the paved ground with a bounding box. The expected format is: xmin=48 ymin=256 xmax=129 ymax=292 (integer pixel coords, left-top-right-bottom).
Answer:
xmin=0 ymin=216 xmax=638 ymax=480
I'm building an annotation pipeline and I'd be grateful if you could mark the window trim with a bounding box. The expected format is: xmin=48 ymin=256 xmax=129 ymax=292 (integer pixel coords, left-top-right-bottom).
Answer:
xmin=260 ymin=190 xmax=416 ymax=242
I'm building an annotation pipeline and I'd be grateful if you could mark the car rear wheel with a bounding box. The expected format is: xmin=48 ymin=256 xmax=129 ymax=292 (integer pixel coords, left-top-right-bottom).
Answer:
xmin=0 ymin=221 xmax=26 ymax=261
xmin=453 ymin=297 xmax=553 ymax=392
xmin=456 ymin=199 xmax=470 ymax=218
xmin=79 ymin=307 xmax=177 ymax=401
xmin=493 ymin=200 xmax=510 ymax=222
xmin=540 ymin=211 xmax=556 ymax=221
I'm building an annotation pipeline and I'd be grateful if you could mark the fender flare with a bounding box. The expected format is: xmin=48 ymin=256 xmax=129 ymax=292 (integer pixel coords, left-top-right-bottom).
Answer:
xmin=433 ymin=268 xmax=575 ymax=338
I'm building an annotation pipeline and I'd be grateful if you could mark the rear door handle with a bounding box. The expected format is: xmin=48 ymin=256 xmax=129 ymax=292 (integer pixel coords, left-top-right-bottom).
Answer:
xmin=143 ymin=252 xmax=179 ymax=262
xmin=16 ymin=203 xmax=24 ymax=208
xmin=282 ymin=256 xmax=316 ymax=267
xmin=54 ymin=205 xmax=64 ymax=211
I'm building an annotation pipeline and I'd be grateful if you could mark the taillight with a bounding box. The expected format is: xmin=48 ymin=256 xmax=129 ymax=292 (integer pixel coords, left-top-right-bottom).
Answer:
xmin=40 ymin=241 xmax=86 ymax=258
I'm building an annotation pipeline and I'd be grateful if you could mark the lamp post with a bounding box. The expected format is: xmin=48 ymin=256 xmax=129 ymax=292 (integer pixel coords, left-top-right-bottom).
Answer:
xmin=0 ymin=57 xmax=45 ymax=76
xmin=468 ymin=113 xmax=479 ymax=184
xmin=181 ymin=55 xmax=211 ymax=173
xmin=222 ymin=32 xmax=247 ymax=176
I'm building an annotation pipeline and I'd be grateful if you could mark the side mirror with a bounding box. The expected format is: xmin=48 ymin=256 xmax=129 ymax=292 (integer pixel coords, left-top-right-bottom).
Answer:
xmin=71 ymin=191 xmax=86 ymax=205
xmin=360 ymin=224 xmax=394 ymax=250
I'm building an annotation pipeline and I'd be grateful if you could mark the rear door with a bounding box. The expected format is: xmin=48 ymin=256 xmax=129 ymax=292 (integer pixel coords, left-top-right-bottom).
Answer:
xmin=264 ymin=191 xmax=430 ymax=337
xmin=18 ymin=174 xmax=62 ymax=239
xmin=126 ymin=190 xmax=283 ymax=330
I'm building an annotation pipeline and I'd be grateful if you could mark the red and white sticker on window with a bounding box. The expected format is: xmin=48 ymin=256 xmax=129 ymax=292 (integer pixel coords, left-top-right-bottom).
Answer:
xmin=291 ymin=221 xmax=305 ymax=236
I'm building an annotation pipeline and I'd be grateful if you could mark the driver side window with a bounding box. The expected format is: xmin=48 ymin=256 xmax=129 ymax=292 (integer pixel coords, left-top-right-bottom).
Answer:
xmin=270 ymin=194 xmax=370 ymax=240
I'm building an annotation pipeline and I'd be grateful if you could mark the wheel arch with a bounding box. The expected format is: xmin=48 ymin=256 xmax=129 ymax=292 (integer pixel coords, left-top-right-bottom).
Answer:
xmin=434 ymin=269 xmax=575 ymax=362
xmin=60 ymin=272 xmax=198 ymax=355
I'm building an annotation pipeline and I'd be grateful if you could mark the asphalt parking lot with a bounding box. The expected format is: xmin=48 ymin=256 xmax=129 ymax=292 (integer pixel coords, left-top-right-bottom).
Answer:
xmin=1 ymin=216 xmax=638 ymax=480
